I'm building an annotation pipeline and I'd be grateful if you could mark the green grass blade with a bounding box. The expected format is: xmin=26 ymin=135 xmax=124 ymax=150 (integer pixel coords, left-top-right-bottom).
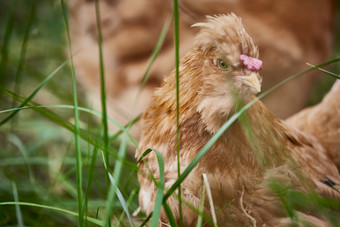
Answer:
xmin=117 ymin=189 xmax=137 ymax=227
xmin=103 ymin=134 xmax=131 ymax=226
xmin=12 ymin=0 xmax=36 ymax=107
xmin=109 ymin=114 xmax=141 ymax=146
xmin=270 ymin=181 xmax=298 ymax=222
xmin=8 ymin=134 xmax=35 ymax=184
xmin=136 ymin=149 xmax=151 ymax=164
xmin=288 ymin=190 xmax=340 ymax=222
xmin=137 ymin=149 xmax=168 ymax=227
xmin=83 ymin=105 xmax=95 ymax=225
xmin=137 ymin=149 xmax=177 ymax=226
xmin=202 ymin=199 xmax=234 ymax=227
xmin=306 ymin=63 xmax=340 ymax=79
xmin=173 ymin=0 xmax=183 ymax=225
xmin=0 ymin=202 xmax=103 ymax=226
xmin=196 ymin=177 xmax=206 ymax=227
xmin=103 ymin=177 xmax=116 ymax=226
xmin=0 ymin=0 xmax=16 ymax=96
xmin=113 ymin=178 xmax=135 ymax=227
xmin=12 ymin=182 xmax=24 ymax=227
xmin=163 ymin=201 xmax=178 ymax=227
xmin=139 ymin=214 xmax=151 ymax=227
xmin=104 ymin=172 xmax=135 ymax=227
xmin=0 ymin=61 xmax=67 ymax=126
xmin=137 ymin=150 xmax=159 ymax=188
xmin=148 ymin=149 xmax=165 ymax=227
xmin=101 ymin=132 xmax=134 ymax=227
xmin=21 ymin=62 xmax=75 ymax=103
xmin=202 ymin=174 xmax=217 ymax=226
xmin=140 ymin=15 xmax=172 ymax=89
xmin=84 ymin=130 xmax=100 ymax=226
xmin=94 ymin=0 xmax=110 ymax=189
xmin=60 ymin=0 xmax=84 ymax=226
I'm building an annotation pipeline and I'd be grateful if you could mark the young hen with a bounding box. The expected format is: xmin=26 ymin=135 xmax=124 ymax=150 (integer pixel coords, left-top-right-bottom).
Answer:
xmin=136 ymin=14 xmax=340 ymax=226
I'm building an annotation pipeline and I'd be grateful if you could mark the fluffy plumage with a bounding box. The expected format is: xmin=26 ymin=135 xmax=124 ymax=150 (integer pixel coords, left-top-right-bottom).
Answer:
xmin=137 ymin=14 xmax=340 ymax=226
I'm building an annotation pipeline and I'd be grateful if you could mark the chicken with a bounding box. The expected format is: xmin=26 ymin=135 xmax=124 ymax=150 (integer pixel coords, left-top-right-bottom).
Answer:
xmin=67 ymin=0 xmax=336 ymax=138
xmin=136 ymin=14 xmax=340 ymax=226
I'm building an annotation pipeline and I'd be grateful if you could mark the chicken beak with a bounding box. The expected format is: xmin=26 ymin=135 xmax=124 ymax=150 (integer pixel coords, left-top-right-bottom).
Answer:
xmin=242 ymin=74 xmax=262 ymax=93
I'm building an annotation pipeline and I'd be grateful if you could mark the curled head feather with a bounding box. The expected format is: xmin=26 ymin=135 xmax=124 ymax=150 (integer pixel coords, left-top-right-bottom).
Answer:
xmin=192 ymin=13 xmax=258 ymax=58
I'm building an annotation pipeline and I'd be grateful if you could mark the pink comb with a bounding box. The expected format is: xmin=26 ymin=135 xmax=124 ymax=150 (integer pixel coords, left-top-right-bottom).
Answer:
xmin=240 ymin=54 xmax=263 ymax=71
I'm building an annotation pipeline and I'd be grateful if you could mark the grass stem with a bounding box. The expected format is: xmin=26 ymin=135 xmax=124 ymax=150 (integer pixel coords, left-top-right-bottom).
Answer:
xmin=173 ymin=0 xmax=183 ymax=225
xmin=60 ymin=1 xmax=84 ymax=226
xmin=94 ymin=0 xmax=110 ymax=191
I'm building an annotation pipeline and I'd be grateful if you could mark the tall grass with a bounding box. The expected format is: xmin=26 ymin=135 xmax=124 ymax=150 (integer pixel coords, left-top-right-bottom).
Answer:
xmin=173 ymin=0 xmax=183 ymax=226
xmin=60 ymin=0 xmax=84 ymax=226
xmin=0 ymin=0 xmax=340 ymax=227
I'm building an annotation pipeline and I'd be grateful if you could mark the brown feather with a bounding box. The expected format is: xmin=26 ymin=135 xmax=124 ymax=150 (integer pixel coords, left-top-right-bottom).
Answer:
xmin=137 ymin=14 xmax=340 ymax=226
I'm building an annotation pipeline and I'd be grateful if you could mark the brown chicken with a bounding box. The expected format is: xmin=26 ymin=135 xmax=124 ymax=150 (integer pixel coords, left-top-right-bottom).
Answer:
xmin=67 ymin=0 xmax=336 ymax=138
xmin=136 ymin=14 xmax=340 ymax=226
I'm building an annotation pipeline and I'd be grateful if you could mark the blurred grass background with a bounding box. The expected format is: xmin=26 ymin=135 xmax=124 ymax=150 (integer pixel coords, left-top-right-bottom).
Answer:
xmin=0 ymin=0 xmax=339 ymax=226
xmin=0 ymin=1 xmax=140 ymax=226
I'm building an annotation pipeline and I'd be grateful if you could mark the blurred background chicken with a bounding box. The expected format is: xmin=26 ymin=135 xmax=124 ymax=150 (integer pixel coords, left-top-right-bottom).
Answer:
xmin=287 ymin=81 xmax=340 ymax=171
xmin=136 ymin=14 xmax=340 ymax=226
xmin=67 ymin=0 xmax=336 ymax=137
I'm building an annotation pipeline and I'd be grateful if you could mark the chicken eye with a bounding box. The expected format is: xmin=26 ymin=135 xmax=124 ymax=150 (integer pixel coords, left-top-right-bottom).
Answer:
xmin=217 ymin=59 xmax=229 ymax=70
